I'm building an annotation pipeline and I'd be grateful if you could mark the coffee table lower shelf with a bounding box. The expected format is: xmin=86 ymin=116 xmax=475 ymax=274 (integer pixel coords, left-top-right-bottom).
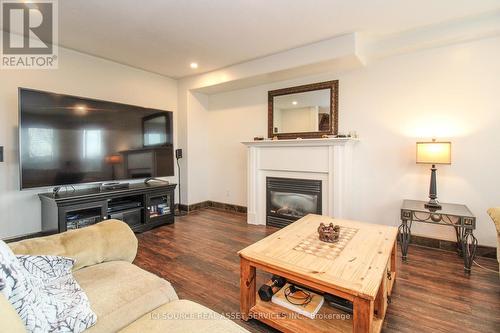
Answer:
xmin=250 ymin=297 xmax=383 ymax=333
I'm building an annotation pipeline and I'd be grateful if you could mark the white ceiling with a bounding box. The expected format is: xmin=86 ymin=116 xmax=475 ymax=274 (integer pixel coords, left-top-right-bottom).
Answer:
xmin=58 ymin=0 xmax=500 ymax=78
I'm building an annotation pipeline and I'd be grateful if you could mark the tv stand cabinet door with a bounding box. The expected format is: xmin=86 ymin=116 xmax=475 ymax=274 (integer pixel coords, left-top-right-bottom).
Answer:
xmin=144 ymin=189 xmax=174 ymax=227
xmin=57 ymin=201 xmax=108 ymax=232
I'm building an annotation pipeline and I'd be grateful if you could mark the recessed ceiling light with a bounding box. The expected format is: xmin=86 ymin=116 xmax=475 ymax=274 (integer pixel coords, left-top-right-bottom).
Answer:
xmin=190 ymin=62 xmax=198 ymax=69
xmin=292 ymin=101 xmax=298 ymax=105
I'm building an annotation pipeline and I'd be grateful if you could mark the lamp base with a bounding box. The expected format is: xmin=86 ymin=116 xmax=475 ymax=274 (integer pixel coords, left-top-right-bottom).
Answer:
xmin=425 ymin=165 xmax=442 ymax=211
xmin=424 ymin=199 xmax=442 ymax=210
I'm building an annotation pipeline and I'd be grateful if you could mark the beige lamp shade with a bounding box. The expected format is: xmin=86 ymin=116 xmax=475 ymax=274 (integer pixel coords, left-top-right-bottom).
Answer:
xmin=416 ymin=141 xmax=451 ymax=164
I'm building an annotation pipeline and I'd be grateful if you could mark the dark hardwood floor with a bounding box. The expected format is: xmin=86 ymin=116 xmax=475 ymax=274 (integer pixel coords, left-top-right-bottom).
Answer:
xmin=134 ymin=208 xmax=500 ymax=333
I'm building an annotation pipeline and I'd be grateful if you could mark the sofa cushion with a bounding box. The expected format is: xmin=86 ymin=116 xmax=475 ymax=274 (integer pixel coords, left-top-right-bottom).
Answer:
xmin=74 ymin=261 xmax=178 ymax=333
xmin=118 ymin=300 xmax=250 ymax=333
xmin=16 ymin=255 xmax=97 ymax=332
xmin=0 ymin=241 xmax=96 ymax=333
xmin=10 ymin=220 xmax=138 ymax=271
xmin=0 ymin=240 xmax=48 ymax=331
xmin=16 ymin=255 xmax=74 ymax=279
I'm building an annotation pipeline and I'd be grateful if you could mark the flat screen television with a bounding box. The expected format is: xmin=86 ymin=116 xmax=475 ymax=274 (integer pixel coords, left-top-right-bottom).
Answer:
xmin=19 ymin=88 xmax=174 ymax=189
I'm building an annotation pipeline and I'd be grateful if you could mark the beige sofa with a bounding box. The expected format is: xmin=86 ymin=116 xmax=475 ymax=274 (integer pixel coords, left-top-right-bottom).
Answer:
xmin=487 ymin=207 xmax=500 ymax=270
xmin=1 ymin=220 xmax=249 ymax=333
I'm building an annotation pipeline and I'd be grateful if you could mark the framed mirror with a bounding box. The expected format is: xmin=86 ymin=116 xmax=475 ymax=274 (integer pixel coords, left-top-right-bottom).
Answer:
xmin=142 ymin=112 xmax=173 ymax=147
xmin=268 ymin=80 xmax=338 ymax=139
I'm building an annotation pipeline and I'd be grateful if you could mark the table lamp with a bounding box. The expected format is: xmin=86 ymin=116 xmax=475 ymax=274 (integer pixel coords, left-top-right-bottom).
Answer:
xmin=416 ymin=139 xmax=451 ymax=210
xmin=105 ymin=154 xmax=123 ymax=180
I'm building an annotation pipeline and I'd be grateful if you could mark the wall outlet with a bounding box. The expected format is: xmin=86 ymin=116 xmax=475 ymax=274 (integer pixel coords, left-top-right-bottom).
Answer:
xmin=226 ymin=190 xmax=230 ymax=197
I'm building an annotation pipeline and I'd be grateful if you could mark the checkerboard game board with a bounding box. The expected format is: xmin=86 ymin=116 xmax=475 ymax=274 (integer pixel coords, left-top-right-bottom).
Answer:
xmin=293 ymin=226 xmax=359 ymax=260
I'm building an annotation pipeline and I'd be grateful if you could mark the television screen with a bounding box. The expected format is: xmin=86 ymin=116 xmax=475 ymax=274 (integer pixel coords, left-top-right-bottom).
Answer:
xmin=19 ymin=88 xmax=174 ymax=189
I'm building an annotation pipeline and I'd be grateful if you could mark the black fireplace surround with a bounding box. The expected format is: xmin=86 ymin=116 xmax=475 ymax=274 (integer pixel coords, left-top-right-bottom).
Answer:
xmin=266 ymin=177 xmax=322 ymax=228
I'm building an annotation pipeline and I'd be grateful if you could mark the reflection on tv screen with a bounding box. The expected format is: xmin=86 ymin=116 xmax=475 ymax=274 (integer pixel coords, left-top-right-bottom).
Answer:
xmin=19 ymin=88 xmax=174 ymax=189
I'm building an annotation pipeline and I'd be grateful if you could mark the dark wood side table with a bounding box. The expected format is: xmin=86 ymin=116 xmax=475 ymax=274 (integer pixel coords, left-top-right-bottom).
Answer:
xmin=399 ymin=200 xmax=477 ymax=273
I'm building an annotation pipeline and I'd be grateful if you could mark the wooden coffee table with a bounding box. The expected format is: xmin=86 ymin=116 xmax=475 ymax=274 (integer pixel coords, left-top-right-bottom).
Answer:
xmin=238 ymin=214 xmax=397 ymax=333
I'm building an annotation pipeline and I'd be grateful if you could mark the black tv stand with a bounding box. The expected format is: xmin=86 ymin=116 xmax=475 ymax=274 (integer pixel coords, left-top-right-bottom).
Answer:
xmin=39 ymin=182 xmax=176 ymax=234
xmin=101 ymin=182 xmax=130 ymax=191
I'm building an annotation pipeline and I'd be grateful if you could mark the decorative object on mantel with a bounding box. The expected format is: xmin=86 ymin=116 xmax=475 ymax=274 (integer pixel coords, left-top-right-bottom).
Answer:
xmin=416 ymin=139 xmax=451 ymax=210
xmin=253 ymin=136 xmax=264 ymax=141
xmin=272 ymin=136 xmax=278 ymax=140
xmin=268 ymin=80 xmax=338 ymax=139
xmin=317 ymin=222 xmax=340 ymax=243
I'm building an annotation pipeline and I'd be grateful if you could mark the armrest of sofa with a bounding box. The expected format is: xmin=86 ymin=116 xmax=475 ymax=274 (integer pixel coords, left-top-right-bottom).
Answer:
xmin=487 ymin=207 xmax=500 ymax=234
xmin=9 ymin=220 xmax=138 ymax=271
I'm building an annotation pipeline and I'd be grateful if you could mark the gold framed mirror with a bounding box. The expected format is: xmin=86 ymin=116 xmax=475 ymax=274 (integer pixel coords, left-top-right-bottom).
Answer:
xmin=268 ymin=80 xmax=338 ymax=139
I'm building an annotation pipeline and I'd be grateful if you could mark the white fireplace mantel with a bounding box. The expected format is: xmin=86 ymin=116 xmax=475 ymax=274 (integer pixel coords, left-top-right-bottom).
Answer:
xmin=242 ymin=138 xmax=357 ymax=225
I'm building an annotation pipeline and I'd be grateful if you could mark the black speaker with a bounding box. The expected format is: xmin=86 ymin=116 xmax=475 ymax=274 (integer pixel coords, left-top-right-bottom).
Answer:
xmin=175 ymin=149 xmax=182 ymax=159
xmin=0 ymin=146 xmax=3 ymax=162
xmin=175 ymin=148 xmax=186 ymax=216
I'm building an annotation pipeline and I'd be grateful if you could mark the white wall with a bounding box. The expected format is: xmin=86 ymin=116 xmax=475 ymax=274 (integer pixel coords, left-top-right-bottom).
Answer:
xmin=186 ymin=91 xmax=210 ymax=204
xmin=0 ymin=47 xmax=177 ymax=239
xmin=205 ymin=36 xmax=500 ymax=246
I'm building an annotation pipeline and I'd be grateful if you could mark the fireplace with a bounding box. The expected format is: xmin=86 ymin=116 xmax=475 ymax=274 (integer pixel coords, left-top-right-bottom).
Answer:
xmin=266 ymin=177 xmax=322 ymax=228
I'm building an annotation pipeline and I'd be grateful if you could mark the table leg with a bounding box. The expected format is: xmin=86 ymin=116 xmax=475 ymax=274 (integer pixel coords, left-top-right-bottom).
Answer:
xmin=240 ymin=257 xmax=256 ymax=321
xmin=454 ymin=226 xmax=464 ymax=257
xmin=398 ymin=219 xmax=411 ymax=262
xmin=353 ymin=297 xmax=374 ymax=333
xmin=461 ymin=229 xmax=477 ymax=274
xmin=390 ymin=241 xmax=396 ymax=296
xmin=374 ymin=276 xmax=387 ymax=319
